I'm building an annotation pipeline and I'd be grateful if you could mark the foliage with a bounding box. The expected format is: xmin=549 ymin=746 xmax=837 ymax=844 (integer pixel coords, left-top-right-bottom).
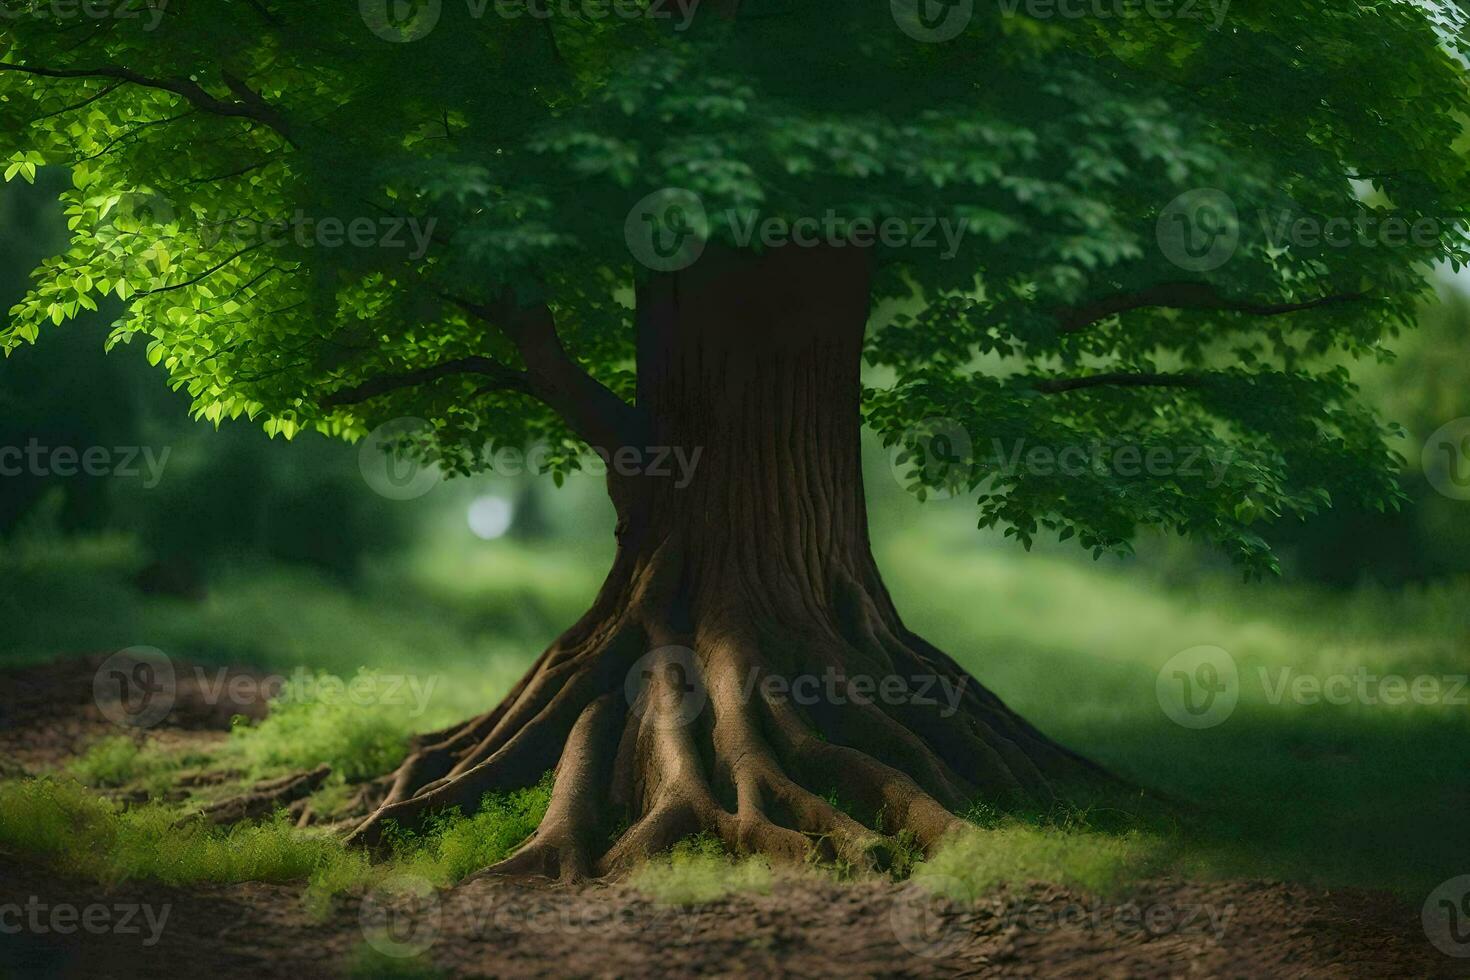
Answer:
xmin=2 ymin=4 xmax=1466 ymax=572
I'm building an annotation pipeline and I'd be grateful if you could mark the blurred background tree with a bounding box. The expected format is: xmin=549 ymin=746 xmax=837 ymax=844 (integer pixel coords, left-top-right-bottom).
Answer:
xmin=0 ymin=172 xmax=421 ymax=580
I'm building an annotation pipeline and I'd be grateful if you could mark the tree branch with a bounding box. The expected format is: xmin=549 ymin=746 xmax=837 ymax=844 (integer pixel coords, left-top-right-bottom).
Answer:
xmin=1056 ymin=283 xmax=1365 ymax=334
xmin=452 ymin=295 xmax=648 ymax=450
xmin=0 ymin=62 xmax=296 ymax=146
xmin=1031 ymin=371 xmax=1205 ymax=394
xmin=320 ymin=356 xmax=530 ymax=409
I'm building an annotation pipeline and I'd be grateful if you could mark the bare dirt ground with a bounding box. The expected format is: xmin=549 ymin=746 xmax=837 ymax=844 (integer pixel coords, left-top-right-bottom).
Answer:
xmin=0 ymin=656 xmax=1460 ymax=979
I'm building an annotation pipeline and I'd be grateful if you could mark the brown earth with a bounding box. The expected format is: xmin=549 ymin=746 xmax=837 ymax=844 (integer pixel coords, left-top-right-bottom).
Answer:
xmin=0 ymin=655 xmax=1461 ymax=979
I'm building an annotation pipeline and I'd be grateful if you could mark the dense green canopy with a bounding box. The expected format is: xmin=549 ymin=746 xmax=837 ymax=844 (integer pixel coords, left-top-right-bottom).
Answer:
xmin=3 ymin=0 xmax=1468 ymax=574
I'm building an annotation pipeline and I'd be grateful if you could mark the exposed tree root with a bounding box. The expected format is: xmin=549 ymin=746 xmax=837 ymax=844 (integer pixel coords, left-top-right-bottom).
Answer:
xmin=345 ymin=603 xmax=1113 ymax=881
xmin=193 ymin=764 xmax=331 ymax=826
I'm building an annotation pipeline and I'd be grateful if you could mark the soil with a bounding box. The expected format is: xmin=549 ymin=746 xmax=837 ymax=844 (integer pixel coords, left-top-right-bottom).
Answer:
xmin=0 ymin=655 xmax=1461 ymax=979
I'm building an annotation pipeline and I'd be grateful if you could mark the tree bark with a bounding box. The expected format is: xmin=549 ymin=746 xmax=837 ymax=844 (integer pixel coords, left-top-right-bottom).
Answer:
xmin=347 ymin=245 xmax=1106 ymax=878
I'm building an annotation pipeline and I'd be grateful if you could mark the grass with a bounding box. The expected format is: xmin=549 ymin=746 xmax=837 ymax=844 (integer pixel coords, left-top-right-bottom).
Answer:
xmin=629 ymin=834 xmax=774 ymax=905
xmin=872 ymin=491 xmax=1470 ymax=897
xmin=2 ymin=491 xmax=1467 ymax=901
xmin=226 ymin=672 xmax=420 ymax=783
xmin=66 ymin=735 xmax=182 ymax=792
xmin=383 ymin=772 xmax=555 ymax=884
xmin=0 ymin=773 xmax=553 ymax=917
xmin=0 ymin=777 xmax=356 ymax=892
xmin=916 ymin=824 xmax=1175 ymax=901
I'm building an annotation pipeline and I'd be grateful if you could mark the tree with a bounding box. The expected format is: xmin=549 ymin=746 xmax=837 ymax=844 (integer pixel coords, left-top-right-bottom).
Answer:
xmin=3 ymin=1 xmax=1467 ymax=878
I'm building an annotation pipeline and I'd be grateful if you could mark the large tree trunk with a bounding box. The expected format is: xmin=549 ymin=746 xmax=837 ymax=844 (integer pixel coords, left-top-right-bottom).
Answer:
xmin=347 ymin=246 xmax=1103 ymax=878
